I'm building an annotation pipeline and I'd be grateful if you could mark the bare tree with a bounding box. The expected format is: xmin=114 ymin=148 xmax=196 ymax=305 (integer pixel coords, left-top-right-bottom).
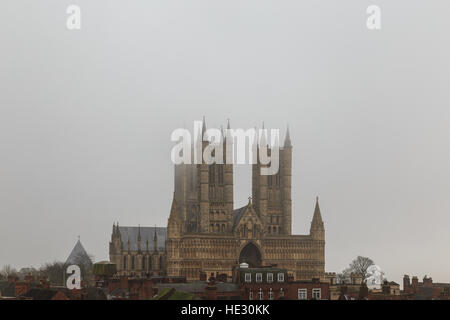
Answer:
xmin=40 ymin=261 xmax=66 ymax=286
xmin=337 ymin=267 xmax=352 ymax=284
xmin=0 ymin=264 xmax=17 ymax=279
xmin=348 ymin=256 xmax=374 ymax=281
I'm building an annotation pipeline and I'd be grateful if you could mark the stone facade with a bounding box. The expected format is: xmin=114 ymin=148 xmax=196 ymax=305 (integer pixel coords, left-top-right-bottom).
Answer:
xmin=110 ymin=120 xmax=325 ymax=281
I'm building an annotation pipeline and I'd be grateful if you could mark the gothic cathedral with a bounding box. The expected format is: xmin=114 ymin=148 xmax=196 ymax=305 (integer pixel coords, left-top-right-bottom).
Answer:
xmin=109 ymin=119 xmax=325 ymax=281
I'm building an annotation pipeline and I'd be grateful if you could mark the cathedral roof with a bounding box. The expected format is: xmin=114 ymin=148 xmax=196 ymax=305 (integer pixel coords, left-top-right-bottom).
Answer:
xmin=66 ymin=239 xmax=89 ymax=265
xmin=232 ymin=205 xmax=248 ymax=229
xmin=118 ymin=226 xmax=166 ymax=251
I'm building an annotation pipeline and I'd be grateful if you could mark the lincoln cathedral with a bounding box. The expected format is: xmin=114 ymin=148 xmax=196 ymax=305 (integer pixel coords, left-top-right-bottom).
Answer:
xmin=109 ymin=119 xmax=325 ymax=281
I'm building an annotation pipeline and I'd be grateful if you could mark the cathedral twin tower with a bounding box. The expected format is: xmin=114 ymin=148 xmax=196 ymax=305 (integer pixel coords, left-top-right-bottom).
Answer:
xmin=110 ymin=119 xmax=325 ymax=281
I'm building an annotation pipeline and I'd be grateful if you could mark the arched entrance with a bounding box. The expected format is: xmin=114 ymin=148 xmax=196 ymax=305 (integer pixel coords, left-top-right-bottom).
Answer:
xmin=239 ymin=243 xmax=262 ymax=267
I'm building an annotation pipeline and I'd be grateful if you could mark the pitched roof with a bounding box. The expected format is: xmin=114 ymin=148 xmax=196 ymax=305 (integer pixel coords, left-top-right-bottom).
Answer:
xmin=66 ymin=240 xmax=89 ymax=265
xmin=119 ymin=226 xmax=166 ymax=251
xmin=232 ymin=205 xmax=248 ymax=229
xmin=22 ymin=288 xmax=66 ymax=300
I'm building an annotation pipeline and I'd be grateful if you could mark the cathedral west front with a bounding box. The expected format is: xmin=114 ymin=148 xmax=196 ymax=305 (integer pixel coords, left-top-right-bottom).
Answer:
xmin=109 ymin=119 xmax=325 ymax=281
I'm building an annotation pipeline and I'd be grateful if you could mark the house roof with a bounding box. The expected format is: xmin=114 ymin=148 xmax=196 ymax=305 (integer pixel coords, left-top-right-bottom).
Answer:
xmin=22 ymin=288 xmax=65 ymax=300
xmin=158 ymin=282 xmax=239 ymax=293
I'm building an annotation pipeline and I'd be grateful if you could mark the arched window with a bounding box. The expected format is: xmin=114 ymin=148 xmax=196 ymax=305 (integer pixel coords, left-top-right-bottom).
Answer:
xmin=142 ymin=256 xmax=146 ymax=270
xmin=123 ymin=255 xmax=127 ymax=269
xmin=221 ymin=224 xmax=225 ymax=233
xmin=218 ymin=166 xmax=224 ymax=184
xmin=159 ymin=256 xmax=163 ymax=269
xmin=149 ymin=256 xmax=152 ymax=271
xmin=209 ymin=165 xmax=215 ymax=183
xmin=268 ymin=226 xmax=271 ymax=234
xmin=131 ymin=255 xmax=135 ymax=270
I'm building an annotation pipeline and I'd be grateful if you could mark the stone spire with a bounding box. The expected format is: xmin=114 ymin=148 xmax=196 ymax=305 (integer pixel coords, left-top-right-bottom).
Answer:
xmin=310 ymin=196 xmax=325 ymax=240
xmin=312 ymin=197 xmax=323 ymax=225
xmin=284 ymin=124 xmax=292 ymax=148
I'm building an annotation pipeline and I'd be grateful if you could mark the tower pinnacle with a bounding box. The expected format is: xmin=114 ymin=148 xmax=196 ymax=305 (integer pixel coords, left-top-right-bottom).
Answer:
xmin=284 ymin=124 xmax=292 ymax=148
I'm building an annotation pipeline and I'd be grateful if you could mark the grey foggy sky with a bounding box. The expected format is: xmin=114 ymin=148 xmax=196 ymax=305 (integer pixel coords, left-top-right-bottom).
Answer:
xmin=1 ymin=1 xmax=449 ymax=284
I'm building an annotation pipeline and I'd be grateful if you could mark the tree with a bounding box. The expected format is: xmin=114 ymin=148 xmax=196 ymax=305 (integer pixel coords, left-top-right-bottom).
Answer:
xmin=0 ymin=264 xmax=17 ymax=279
xmin=40 ymin=261 xmax=66 ymax=286
xmin=347 ymin=256 xmax=374 ymax=282
xmin=337 ymin=268 xmax=352 ymax=284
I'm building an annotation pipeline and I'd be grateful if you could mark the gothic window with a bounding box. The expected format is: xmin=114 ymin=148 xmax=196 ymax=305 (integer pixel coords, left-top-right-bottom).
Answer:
xmin=190 ymin=168 xmax=195 ymax=190
xmin=221 ymin=224 xmax=225 ymax=233
xmin=149 ymin=257 xmax=152 ymax=270
xmin=218 ymin=166 xmax=224 ymax=184
xmin=159 ymin=256 xmax=163 ymax=269
xmin=216 ymin=224 xmax=220 ymax=233
xmin=209 ymin=165 xmax=215 ymax=183
xmin=142 ymin=256 xmax=146 ymax=270
xmin=123 ymin=255 xmax=127 ymax=269
xmin=131 ymin=255 xmax=135 ymax=270
xmin=268 ymin=226 xmax=271 ymax=234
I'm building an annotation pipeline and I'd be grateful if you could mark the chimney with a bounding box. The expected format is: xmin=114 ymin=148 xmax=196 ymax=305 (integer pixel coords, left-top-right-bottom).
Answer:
xmin=411 ymin=276 xmax=419 ymax=289
xmin=403 ymin=275 xmax=410 ymax=291
xmin=423 ymin=276 xmax=433 ymax=288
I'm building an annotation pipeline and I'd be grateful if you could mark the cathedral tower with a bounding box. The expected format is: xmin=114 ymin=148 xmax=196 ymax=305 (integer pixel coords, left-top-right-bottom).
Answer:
xmin=252 ymin=125 xmax=292 ymax=235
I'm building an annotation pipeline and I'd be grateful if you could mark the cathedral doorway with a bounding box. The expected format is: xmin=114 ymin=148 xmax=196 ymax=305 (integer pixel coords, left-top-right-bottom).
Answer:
xmin=239 ymin=243 xmax=262 ymax=267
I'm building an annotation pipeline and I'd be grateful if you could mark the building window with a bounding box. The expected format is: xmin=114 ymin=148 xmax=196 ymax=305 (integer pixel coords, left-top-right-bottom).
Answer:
xmin=269 ymin=288 xmax=273 ymax=300
xmin=131 ymin=256 xmax=135 ymax=270
xmin=256 ymin=273 xmax=262 ymax=283
xmin=218 ymin=166 xmax=224 ymax=184
xmin=142 ymin=256 xmax=146 ymax=270
xmin=209 ymin=165 xmax=215 ymax=183
xmin=267 ymin=273 xmax=273 ymax=283
xmin=298 ymin=288 xmax=307 ymax=300
xmin=123 ymin=256 xmax=127 ymax=269
xmin=245 ymin=273 xmax=251 ymax=283
xmin=312 ymin=288 xmax=321 ymax=300
xmin=279 ymin=288 xmax=284 ymax=298
xmin=249 ymin=290 xmax=253 ymax=300
xmin=258 ymin=288 xmax=263 ymax=300
xmin=278 ymin=273 xmax=285 ymax=282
